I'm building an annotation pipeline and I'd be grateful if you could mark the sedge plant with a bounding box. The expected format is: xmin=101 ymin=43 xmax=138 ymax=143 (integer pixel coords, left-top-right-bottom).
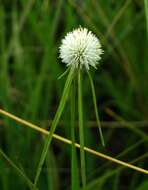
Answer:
xmin=33 ymin=27 xmax=104 ymax=189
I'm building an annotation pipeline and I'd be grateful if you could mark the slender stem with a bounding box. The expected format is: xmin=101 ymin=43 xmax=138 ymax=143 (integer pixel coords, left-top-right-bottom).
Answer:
xmin=33 ymin=67 xmax=75 ymax=189
xmin=78 ymin=69 xmax=86 ymax=188
xmin=71 ymin=81 xmax=79 ymax=190
xmin=87 ymin=71 xmax=105 ymax=146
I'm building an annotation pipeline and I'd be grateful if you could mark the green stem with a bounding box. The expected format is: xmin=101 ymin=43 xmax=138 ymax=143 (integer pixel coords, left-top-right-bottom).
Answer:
xmin=71 ymin=81 xmax=79 ymax=190
xmin=78 ymin=69 xmax=86 ymax=188
xmin=33 ymin=67 xmax=75 ymax=188
xmin=87 ymin=71 xmax=105 ymax=146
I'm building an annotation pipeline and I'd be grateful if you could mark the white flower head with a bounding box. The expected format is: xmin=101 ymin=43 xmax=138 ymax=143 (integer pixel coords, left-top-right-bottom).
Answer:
xmin=59 ymin=27 xmax=103 ymax=70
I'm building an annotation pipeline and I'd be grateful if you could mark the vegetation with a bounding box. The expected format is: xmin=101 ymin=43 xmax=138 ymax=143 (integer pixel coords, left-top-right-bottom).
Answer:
xmin=0 ymin=0 xmax=148 ymax=189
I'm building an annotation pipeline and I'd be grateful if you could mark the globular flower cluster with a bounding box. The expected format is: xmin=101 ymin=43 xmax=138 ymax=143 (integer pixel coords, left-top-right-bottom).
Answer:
xmin=59 ymin=27 xmax=103 ymax=70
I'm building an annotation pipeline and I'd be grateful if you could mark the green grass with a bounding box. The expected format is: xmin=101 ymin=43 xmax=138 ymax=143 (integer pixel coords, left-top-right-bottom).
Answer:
xmin=0 ymin=0 xmax=148 ymax=189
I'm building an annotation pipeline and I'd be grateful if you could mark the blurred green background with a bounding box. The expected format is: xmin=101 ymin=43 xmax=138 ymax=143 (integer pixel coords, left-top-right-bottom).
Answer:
xmin=0 ymin=0 xmax=148 ymax=189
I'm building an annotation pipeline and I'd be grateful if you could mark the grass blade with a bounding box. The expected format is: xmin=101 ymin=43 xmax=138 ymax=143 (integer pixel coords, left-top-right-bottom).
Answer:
xmin=87 ymin=71 xmax=105 ymax=146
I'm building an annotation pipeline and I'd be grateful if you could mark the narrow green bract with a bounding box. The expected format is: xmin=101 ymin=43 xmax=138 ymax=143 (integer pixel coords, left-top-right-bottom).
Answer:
xmin=87 ymin=71 xmax=105 ymax=146
xmin=33 ymin=67 xmax=75 ymax=189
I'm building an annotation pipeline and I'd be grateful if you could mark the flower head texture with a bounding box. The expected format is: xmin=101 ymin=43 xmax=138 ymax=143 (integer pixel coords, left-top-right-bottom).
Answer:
xmin=59 ymin=27 xmax=103 ymax=70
